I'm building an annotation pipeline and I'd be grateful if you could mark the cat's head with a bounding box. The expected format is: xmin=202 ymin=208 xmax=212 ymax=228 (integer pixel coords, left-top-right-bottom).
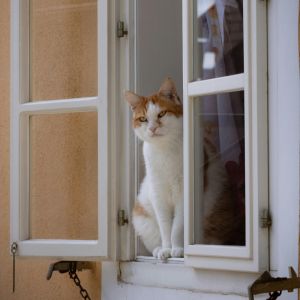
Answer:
xmin=125 ymin=78 xmax=183 ymax=143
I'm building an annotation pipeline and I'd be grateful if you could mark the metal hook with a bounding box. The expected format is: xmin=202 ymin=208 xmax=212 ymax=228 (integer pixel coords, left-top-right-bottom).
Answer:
xmin=248 ymin=267 xmax=300 ymax=300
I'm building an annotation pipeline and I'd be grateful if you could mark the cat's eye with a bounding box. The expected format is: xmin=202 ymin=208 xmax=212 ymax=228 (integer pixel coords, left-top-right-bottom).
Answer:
xmin=138 ymin=116 xmax=147 ymax=122
xmin=158 ymin=111 xmax=167 ymax=119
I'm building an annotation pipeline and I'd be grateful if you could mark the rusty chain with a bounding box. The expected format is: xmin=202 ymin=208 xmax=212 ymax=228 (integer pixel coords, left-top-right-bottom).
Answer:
xmin=68 ymin=263 xmax=91 ymax=300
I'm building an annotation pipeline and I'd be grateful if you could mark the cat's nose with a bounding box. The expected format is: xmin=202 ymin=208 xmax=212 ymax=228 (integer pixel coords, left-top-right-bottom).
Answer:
xmin=149 ymin=126 xmax=157 ymax=133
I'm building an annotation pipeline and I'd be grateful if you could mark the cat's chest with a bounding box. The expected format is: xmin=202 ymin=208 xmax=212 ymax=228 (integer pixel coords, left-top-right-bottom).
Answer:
xmin=143 ymin=143 xmax=182 ymax=177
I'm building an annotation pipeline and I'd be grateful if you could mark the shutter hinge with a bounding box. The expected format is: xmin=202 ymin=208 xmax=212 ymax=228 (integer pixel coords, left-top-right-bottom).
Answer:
xmin=117 ymin=21 xmax=128 ymax=38
xmin=118 ymin=209 xmax=129 ymax=226
xmin=260 ymin=209 xmax=272 ymax=228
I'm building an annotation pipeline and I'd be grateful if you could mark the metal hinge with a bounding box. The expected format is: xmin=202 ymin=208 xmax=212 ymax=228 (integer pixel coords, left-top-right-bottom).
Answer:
xmin=117 ymin=21 xmax=128 ymax=38
xmin=260 ymin=209 xmax=272 ymax=228
xmin=118 ymin=209 xmax=129 ymax=226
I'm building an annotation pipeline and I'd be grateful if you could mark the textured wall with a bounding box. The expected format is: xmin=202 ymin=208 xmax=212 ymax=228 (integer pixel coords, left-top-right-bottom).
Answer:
xmin=30 ymin=112 xmax=98 ymax=240
xmin=30 ymin=0 xmax=97 ymax=100
xmin=0 ymin=0 xmax=101 ymax=299
xmin=29 ymin=0 xmax=98 ymax=240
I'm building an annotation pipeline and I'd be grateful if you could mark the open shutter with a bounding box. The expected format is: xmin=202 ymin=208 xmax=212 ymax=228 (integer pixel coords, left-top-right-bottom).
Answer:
xmin=183 ymin=0 xmax=268 ymax=271
xmin=10 ymin=0 xmax=110 ymax=259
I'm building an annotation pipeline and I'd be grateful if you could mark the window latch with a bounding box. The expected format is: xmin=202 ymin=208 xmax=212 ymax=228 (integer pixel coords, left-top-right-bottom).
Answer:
xmin=248 ymin=266 xmax=300 ymax=300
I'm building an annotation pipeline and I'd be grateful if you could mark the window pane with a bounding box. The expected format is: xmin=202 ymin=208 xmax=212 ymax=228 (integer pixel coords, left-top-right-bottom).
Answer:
xmin=193 ymin=0 xmax=244 ymax=81
xmin=29 ymin=112 xmax=98 ymax=240
xmin=29 ymin=0 xmax=97 ymax=101
xmin=193 ymin=91 xmax=245 ymax=246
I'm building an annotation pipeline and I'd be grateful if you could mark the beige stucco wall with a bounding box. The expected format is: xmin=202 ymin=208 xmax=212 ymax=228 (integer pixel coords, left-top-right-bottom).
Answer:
xmin=0 ymin=0 xmax=101 ymax=299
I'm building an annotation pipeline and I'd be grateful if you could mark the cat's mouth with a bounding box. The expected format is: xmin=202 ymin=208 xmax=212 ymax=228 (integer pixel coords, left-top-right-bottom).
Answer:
xmin=149 ymin=132 xmax=163 ymax=137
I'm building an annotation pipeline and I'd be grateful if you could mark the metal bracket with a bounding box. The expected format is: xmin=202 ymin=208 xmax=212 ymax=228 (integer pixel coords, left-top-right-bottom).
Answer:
xmin=118 ymin=209 xmax=129 ymax=226
xmin=117 ymin=21 xmax=128 ymax=38
xmin=248 ymin=267 xmax=300 ymax=300
xmin=47 ymin=261 xmax=92 ymax=280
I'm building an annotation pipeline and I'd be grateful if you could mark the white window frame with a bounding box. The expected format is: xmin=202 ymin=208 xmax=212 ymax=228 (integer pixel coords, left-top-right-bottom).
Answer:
xmin=10 ymin=0 xmax=269 ymax=276
xmin=104 ymin=0 xmax=300 ymax=298
xmin=119 ymin=0 xmax=268 ymax=272
xmin=183 ymin=0 xmax=268 ymax=271
xmin=10 ymin=0 xmax=114 ymax=259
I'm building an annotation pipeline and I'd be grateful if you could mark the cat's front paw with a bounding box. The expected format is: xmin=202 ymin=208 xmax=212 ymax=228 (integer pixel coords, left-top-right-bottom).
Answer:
xmin=157 ymin=248 xmax=172 ymax=260
xmin=153 ymin=247 xmax=172 ymax=260
xmin=171 ymin=247 xmax=184 ymax=258
xmin=152 ymin=246 xmax=162 ymax=258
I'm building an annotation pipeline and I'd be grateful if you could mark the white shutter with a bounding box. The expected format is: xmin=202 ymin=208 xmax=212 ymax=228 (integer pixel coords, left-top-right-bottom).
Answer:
xmin=10 ymin=0 xmax=111 ymax=259
xmin=183 ymin=0 xmax=268 ymax=271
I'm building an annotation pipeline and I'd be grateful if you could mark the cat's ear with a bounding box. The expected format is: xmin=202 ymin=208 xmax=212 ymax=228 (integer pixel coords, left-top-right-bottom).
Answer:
xmin=158 ymin=77 xmax=181 ymax=105
xmin=124 ymin=91 xmax=141 ymax=111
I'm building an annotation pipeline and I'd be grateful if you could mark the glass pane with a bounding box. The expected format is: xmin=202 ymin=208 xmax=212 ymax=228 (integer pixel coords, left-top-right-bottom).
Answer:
xmin=29 ymin=112 xmax=98 ymax=240
xmin=193 ymin=0 xmax=244 ymax=81
xmin=193 ymin=91 xmax=245 ymax=246
xmin=29 ymin=0 xmax=97 ymax=101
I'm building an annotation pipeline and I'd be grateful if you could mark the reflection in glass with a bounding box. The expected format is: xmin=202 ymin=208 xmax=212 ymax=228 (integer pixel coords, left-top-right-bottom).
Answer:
xmin=29 ymin=112 xmax=98 ymax=240
xmin=193 ymin=0 xmax=244 ymax=80
xmin=193 ymin=91 xmax=245 ymax=245
xmin=29 ymin=0 xmax=98 ymax=101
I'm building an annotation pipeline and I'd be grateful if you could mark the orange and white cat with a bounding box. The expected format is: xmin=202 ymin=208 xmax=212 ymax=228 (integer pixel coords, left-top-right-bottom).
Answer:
xmin=125 ymin=78 xmax=184 ymax=260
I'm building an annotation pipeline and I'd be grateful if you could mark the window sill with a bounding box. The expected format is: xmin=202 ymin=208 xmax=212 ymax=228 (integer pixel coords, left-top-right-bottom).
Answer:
xmin=135 ymin=256 xmax=184 ymax=264
xmin=119 ymin=260 xmax=261 ymax=297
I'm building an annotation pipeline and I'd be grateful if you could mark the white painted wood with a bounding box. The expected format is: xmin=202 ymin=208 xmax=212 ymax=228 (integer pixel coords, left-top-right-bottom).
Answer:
xmin=103 ymin=0 xmax=300 ymax=299
xmin=20 ymin=0 xmax=29 ymax=103
xmin=185 ymin=244 xmax=250 ymax=258
xmin=102 ymin=262 xmax=126 ymax=300
xmin=96 ymin=0 xmax=110 ymax=260
xmin=10 ymin=0 xmax=21 ymax=248
xmin=183 ymin=0 xmax=194 ymax=253
xmin=18 ymin=240 xmax=104 ymax=258
xmin=16 ymin=97 xmax=99 ymax=114
xmin=247 ymin=0 xmax=268 ymax=273
xmin=117 ymin=0 xmax=137 ymax=261
xmin=183 ymin=0 xmax=268 ymax=272
xmin=187 ymin=73 xmax=244 ymax=96
xmin=10 ymin=0 xmax=112 ymax=259
xmin=268 ymin=5 xmax=299 ymax=300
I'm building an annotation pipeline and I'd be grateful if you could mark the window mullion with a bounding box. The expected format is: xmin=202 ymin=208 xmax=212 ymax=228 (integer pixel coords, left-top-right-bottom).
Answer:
xmin=187 ymin=73 xmax=245 ymax=97
xmin=17 ymin=97 xmax=100 ymax=114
